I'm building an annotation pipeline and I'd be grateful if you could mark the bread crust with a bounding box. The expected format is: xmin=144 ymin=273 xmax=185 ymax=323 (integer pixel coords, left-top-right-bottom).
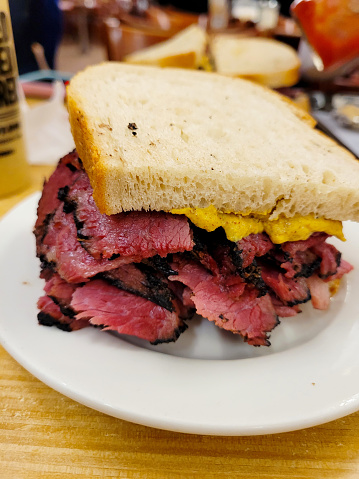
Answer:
xmin=126 ymin=50 xmax=198 ymax=69
xmin=67 ymin=63 xmax=359 ymax=222
xmin=237 ymin=66 xmax=300 ymax=90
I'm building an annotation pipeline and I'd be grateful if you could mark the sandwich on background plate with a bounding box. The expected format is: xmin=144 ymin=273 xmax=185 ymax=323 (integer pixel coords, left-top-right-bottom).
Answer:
xmin=123 ymin=24 xmax=301 ymax=89
xmin=34 ymin=63 xmax=359 ymax=347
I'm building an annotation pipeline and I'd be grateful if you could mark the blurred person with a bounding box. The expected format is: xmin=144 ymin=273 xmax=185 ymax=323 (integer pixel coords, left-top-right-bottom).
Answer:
xmin=9 ymin=0 xmax=63 ymax=74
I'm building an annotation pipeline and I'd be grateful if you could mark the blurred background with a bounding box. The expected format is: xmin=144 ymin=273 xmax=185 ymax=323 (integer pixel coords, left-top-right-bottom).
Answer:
xmin=7 ymin=0 xmax=359 ymax=155
xmin=8 ymin=0 xmax=358 ymax=77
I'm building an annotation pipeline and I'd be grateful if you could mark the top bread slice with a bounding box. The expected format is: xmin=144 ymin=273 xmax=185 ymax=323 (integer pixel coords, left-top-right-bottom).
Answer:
xmin=67 ymin=62 xmax=359 ymax=222
xmin=124 ymin=24 xmax=209 ymax=69
xmin=210 ymin=36 xmax=300 ymax=88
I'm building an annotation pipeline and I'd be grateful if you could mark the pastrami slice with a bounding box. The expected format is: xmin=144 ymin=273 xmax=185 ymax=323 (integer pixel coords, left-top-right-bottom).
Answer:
xmin=170 ymin=257 xmax=279 ymax=346
xmin=70 ymin=279 xmax=187 ymax=344
xmin=38 ymin=205 xmax=129 ymax=283
xmin=235 ymin=233 xmax=274 ymax=268
xmin=37 ymin=294 xmax=88 ymax=331
xmin=306 ymin=275 xmax=330 ymax=310
xmin=35 ymin=150 xmax=81 ymax=230
xmin=100 ymin=263 xmax=175 ymax=311
xmin=64 ymin=170 xmax=194 ymax=260
xmin=261 ymin=266 xmax=311 ymax=307
xmin=310 ymin=242 xmax=341 ymax=279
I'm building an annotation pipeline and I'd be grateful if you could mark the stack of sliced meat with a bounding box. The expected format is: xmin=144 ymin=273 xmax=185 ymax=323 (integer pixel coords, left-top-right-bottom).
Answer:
xmin=34 ymin=152 xmax=353 ymax=346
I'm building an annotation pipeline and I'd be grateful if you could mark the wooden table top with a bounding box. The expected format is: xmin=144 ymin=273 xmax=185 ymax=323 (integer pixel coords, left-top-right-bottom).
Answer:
xmin=1 ymin=164 xmax=359 ymax=478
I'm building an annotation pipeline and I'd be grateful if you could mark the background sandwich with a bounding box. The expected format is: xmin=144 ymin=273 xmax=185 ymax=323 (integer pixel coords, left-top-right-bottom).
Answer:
xmin=34 ymin=63 xmax=359 ymax=346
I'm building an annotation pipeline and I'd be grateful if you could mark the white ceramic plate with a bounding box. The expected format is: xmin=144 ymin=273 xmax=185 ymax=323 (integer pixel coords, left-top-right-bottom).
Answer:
xmin=1 ymin=193 xmax=359 ymax=436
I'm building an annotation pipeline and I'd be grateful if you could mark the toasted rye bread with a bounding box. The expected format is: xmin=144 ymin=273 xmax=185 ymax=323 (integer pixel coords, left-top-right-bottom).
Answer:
xmin=124 ymin=24 xmax=209 ymax=69
xmin=210 ymin=36 xmax=300 ymax=88
xmin=67 ymin=62 xmax=359 ymax=221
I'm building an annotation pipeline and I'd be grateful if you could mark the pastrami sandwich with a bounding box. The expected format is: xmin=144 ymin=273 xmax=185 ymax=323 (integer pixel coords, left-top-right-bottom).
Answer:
xmin=34 ymin=63 xmax=359 ymax=346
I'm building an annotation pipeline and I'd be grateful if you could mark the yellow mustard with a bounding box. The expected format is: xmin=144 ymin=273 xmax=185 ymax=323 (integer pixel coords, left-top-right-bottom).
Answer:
xmin=170 ymin=205 xmax=345 ymax=244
